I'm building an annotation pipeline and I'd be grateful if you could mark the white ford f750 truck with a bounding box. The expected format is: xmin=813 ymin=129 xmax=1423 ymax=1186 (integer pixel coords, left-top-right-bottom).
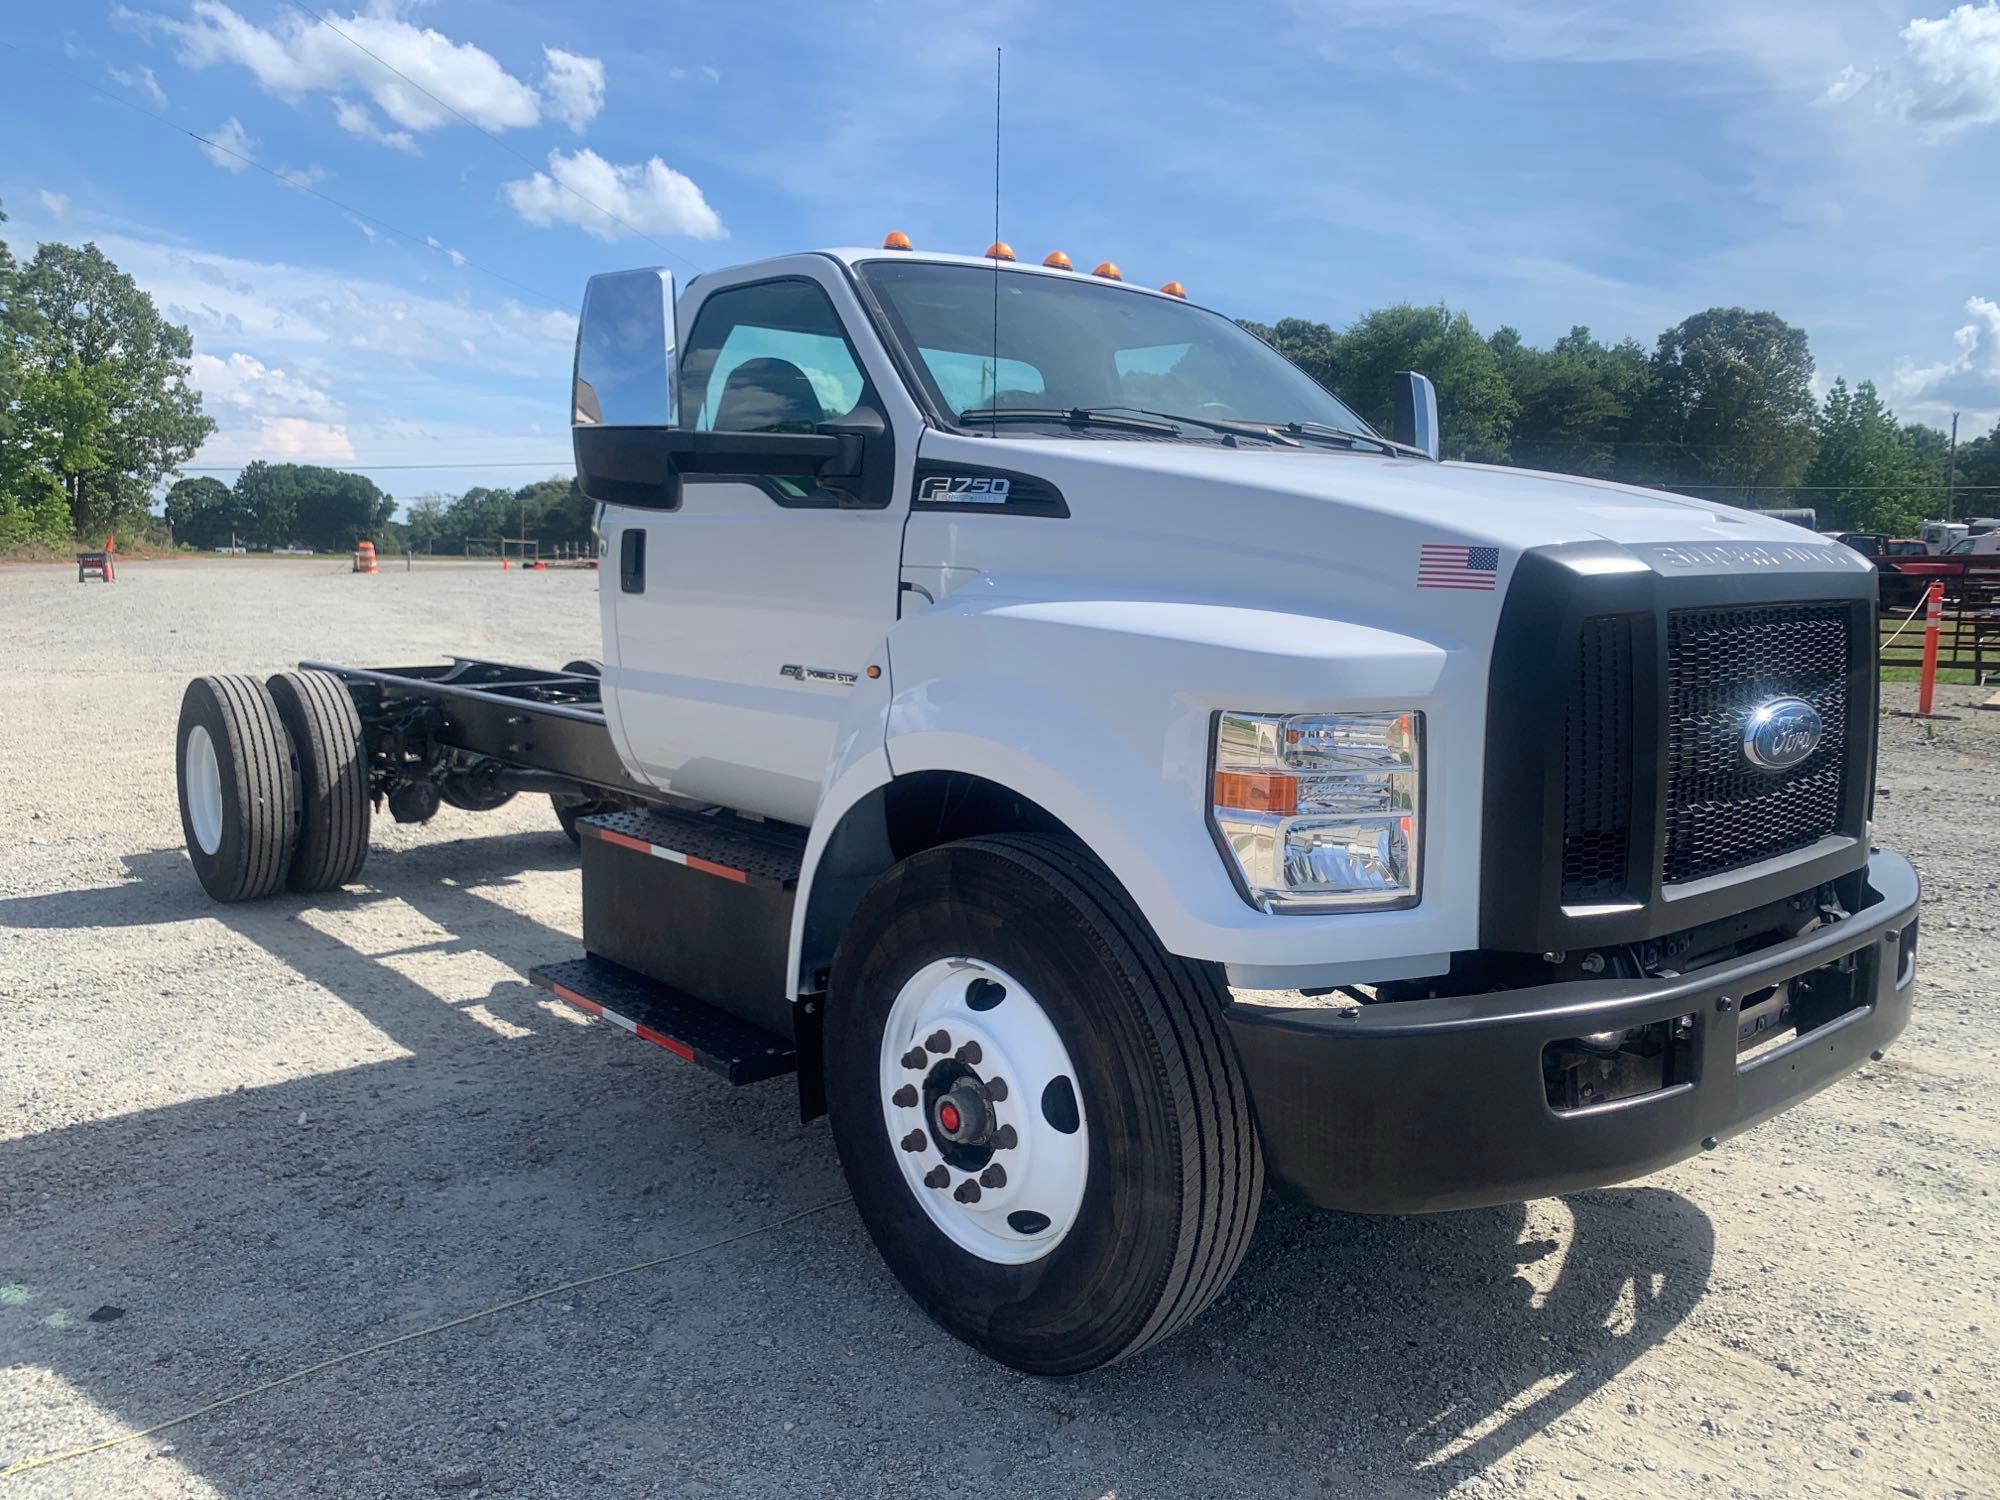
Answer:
xmin=175 ymin=238 xmax=1919 ymax=1374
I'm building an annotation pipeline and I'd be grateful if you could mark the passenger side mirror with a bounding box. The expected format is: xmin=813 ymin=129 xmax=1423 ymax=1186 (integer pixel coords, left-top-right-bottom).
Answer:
xmin=1392 ymin=371 xmax=1440 ymax=462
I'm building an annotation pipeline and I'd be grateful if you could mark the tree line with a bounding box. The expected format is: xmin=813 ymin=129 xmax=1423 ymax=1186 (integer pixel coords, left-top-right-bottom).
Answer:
xmin=5 ymin=191 xmax=1998 ymax=550
xmin=1245 ymin=305 xmax=1997 ymax=534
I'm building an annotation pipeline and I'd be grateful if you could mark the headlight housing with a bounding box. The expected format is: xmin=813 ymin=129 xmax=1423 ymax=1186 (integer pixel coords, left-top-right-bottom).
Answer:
xmin=1210 ymin=711 xmax=1422 ymax=911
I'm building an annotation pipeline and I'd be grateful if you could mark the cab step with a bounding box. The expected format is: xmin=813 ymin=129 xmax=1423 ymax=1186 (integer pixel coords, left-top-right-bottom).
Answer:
xmin=578 ymin=807 xmax=804 ymax=891
xmin=528 ymin=954 xmax=797 ymax=1085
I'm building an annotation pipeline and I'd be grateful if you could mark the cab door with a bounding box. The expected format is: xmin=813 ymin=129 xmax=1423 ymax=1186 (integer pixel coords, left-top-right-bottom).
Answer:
xmin=599 ymin=258 xmax=913 ymax=824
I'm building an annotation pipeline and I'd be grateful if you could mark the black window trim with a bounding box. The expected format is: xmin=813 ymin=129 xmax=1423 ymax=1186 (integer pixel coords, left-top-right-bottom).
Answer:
xmin=679 ymin=272 xmax=892 ymax=511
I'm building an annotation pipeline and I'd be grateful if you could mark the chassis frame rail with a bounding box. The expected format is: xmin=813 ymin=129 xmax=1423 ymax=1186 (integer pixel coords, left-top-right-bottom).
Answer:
xmin=301 ymin=656 xmax=658 ymax=799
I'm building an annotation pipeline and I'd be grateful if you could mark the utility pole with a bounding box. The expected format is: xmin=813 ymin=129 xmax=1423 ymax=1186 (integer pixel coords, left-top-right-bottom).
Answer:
xmin=1944 ymin=412 xmax=1959 ymax=521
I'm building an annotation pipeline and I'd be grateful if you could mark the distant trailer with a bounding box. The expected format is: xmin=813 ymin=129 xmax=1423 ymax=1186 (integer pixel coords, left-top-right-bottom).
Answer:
xmin=1749 ymin=507 xmax=1817 ymax=530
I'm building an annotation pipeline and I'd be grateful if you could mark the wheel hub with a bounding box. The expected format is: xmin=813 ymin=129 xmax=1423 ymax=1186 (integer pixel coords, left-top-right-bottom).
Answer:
xmin=879 ymin=958 xmax=1089 ymax=1265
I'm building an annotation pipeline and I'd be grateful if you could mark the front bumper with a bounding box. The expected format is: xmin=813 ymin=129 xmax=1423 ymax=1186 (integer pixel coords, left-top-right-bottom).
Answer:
xmin=1226 ymin=849 xmax=1919 ymax=1214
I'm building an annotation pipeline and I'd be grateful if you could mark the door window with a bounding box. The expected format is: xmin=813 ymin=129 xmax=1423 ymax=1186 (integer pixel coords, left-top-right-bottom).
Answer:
xmin=681 ymin=279 xmax=868 ymax=433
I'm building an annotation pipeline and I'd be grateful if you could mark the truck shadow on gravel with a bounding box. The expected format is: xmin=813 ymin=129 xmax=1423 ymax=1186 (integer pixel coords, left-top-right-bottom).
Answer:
xmin=1 ymin=837 xmax=1715 ymax=1498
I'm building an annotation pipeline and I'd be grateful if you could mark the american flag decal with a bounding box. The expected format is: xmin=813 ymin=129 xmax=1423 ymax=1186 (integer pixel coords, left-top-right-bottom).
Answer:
xmin=1417 ymin=542 xmax=1499 ymax=590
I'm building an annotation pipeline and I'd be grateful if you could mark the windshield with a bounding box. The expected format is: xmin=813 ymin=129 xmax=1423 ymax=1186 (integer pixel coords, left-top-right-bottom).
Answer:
xmin=856 ymin=260 xmax=1374 ymax=437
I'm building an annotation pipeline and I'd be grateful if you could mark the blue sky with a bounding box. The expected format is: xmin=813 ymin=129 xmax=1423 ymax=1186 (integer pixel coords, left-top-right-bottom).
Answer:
xmin=4 ymin=0 xmax=2000 ymax=504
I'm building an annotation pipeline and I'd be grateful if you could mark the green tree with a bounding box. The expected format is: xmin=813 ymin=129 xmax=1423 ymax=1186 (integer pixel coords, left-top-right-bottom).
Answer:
xmin=1251 ymin=304 xmax=1515 ymax=461
xmin=232 ymin=462 xmax=393 ymax=550
xmin=163 ymin=474 xmax=242 ymax=548
xmin=1951 ymin=419 xmax=2000 ymax=519
xmin=1639 ymin=308 xmax=1817 ymax=498
xmin=1491 ymin=325 xmax=1653 ymax=479
xmin=11 ymin=240 xmax=213 ymax=538
xmin=1801 ymin=379 xmax=1931 ymax=534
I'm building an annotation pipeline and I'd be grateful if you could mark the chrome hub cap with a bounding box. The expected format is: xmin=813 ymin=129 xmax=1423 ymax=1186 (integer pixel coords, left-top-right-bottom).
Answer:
xmin=184 ymin=724 xmax=224 ymax=857
xmin=879 ymin=958 xmax=1088 ymax=1264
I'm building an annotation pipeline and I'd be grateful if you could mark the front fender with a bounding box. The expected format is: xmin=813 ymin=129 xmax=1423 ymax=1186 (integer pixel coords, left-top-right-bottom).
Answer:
xmin=876 ymin=596 xmax=1484 ymax=984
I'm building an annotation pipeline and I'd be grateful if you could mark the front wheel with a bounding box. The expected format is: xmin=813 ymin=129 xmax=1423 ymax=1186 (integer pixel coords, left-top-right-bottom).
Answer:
xmin=825 ymin=834 xmax=1263 ymax=1375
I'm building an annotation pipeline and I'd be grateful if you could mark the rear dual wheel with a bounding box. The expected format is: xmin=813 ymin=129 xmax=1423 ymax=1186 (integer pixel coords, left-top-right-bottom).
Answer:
xmin=176 ymin=670 xmax=369 ymax=902
xmin=826 ymin=833 xmax=1263 ymax=1375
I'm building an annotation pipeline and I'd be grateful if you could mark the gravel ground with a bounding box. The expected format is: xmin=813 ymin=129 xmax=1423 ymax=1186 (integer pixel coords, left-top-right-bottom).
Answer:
xmin=0 ymin=557 xmax=1994 ymax=1500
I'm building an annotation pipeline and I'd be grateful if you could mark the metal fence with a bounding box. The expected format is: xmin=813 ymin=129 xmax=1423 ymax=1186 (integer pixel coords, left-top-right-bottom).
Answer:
xmin=1879 ymin=574 xmax=2000 ymax=682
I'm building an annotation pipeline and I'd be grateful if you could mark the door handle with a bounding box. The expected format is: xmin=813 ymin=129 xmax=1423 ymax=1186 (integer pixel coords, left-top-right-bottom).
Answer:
xmin=620 ymin=528 xmax=646 ymax=593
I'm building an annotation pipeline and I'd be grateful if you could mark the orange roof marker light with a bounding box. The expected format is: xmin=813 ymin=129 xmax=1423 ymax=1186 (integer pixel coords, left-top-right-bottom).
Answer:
xmin=1092 ymin=261 xmax=1122 ymax=281
xmin=883 ymin=231 xmax=913 ymax=251
xmin=1043 ymin=250 xmax=1073 ymax=270
xmin=985 ymin=241 xmax=1017 ymax=261
xmin=1160 ymin=281 xmax=1188 ymax=299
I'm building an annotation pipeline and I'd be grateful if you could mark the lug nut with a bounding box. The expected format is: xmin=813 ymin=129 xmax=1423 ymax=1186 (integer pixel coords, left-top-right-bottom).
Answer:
xmin=953 ymin=1180 xmax=983 ymax=1204
xmin=900 ymin=1047 xmax=928 ymax=1070
xmin=900 ymin=1129 xmax=928 ymax=1153
xmin=955 ymin=1040 xmax=983 ymax=1066
xmin=995 ymin=1124 xmax=1018 ymax=1150
xmin=983 ymin=1077 xmax=1009 ymax=1102
xmin=891 ymin=1084 xmax=918 ymax=1108
xmin=924 ymin=1165 xmax=950 ymax=1189
xmin=924 ymin=1029 xmax=952 ymax=1053
xmin=979 ymin=1164 xmax=1007 ymax=1189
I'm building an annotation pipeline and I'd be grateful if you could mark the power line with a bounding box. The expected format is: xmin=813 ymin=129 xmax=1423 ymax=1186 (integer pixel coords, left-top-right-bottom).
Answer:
xmin=277 ymin=0 xmax=704 ymax=274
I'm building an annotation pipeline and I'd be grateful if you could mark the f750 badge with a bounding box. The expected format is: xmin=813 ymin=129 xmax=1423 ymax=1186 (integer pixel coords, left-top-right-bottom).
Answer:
xmin=918 ymin=475 xmax=1011 ymax=504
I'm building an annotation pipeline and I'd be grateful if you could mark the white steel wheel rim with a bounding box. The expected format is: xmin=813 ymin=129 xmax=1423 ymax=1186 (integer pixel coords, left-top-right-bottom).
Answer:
xmin=879 ymin=957 xmax=1089 ymax=1265
xmin=184 ymin=724 xmax=225 ymax=856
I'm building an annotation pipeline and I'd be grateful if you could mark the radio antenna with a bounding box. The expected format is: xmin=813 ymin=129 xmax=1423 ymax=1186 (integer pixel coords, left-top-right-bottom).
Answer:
xmin=989 ymin=46 xmax=1001 ymax=408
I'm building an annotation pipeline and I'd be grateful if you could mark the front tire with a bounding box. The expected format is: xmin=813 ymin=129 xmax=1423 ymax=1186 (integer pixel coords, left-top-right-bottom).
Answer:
xmin=825 ymin=834 xmax=1263 ymax=1375
xmin=176 ymin=675 xmax=297 ymax=903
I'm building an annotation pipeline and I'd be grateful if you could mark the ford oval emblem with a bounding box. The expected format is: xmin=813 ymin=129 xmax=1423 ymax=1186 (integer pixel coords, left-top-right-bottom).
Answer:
xmin=1742 ymin=697 xmax=1824 ymax=771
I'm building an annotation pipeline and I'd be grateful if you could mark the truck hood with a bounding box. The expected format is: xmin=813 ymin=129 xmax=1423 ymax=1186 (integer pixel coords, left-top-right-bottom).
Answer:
xmin=1005 ymin=439 xmax=1813 ymax=550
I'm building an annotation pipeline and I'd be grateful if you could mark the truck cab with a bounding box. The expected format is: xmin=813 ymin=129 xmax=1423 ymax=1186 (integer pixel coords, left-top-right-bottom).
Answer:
xmin=179 ymin=237 xmax=1920 ymax=1376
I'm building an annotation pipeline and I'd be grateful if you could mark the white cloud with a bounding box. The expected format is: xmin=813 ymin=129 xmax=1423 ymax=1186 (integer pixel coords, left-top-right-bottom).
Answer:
xmin=541 ymin=47 xmax=604 ymax=132
xmin=503 ymin=148 xmax=725 ymax=241
xmin=1900 ymin=2 xmax=2000 ymax=134
xmin=200 ymin=116 xmax=254 ymax=171
xmin=346 ymin=215 xmax=378 ymax=242
xmin=132 ymin=1 xmax=547 ymax=143
xmin=332 ymin=97 xmax=418 ymax=153
xmin=667 ymin=65 xmax=721 ymax=83
xmin=38 ymin=190 xmax=69 ymax=220
xmin=108 ymin=62 xmax=167 ymax=105
xmin=1818 ymin=64 xmax=1873 ymax=105
xmin=1891 ymin=295 xmax=2000 ymax=409
xmin=424 ymin=234 xmax=467 ymax=266
xmin=277 ymin=164 xmax=328 ymax=190
xmin=189 ymin=350 xmax=355 ymax=467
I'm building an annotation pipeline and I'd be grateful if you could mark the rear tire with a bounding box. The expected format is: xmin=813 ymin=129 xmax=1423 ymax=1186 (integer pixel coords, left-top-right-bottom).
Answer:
xmin=176 ymin=675 xmax=298 ymax=903
xmin=267 ymin=670 xmax=371 ymax=892
xmin=825 ymin=833 xmax=1263 ymax=1375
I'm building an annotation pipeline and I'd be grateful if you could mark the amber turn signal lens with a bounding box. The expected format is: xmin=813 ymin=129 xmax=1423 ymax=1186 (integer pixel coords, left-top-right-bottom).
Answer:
xmin=883 ymin=231 xmax=913 ymax=251
xmin=1213 ymin=771 xmax=1299 ymax=817
xmin=985 ymin=241 xmax=1017 ymax=261
xmin=1043 ymin=250 xmax=1072 ymax=270
xmin=1091 ymin=261 xmax=1122 ymax=281
xmin=1160 ymin=281 xmax=1187 ymax=299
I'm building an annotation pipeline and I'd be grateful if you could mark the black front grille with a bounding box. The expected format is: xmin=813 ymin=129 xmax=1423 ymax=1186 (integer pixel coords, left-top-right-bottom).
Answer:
xmin=1561 ymin=615 xmax=1635 ymax=901
xmin=1662 ymin=604 xmax=1850 ymax=884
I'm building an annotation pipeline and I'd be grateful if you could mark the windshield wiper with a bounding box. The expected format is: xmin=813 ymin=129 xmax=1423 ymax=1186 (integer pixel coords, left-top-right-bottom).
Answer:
xmin=1281 ymin=420 xmax=1432 ymax=460
xmin=1091 ymin=406 xmax=1301 ymax=447
xmin=958 ymin=406 xmax=1180 ymax=436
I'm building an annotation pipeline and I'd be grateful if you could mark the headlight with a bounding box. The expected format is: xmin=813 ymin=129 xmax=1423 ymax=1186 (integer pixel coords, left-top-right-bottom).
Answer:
xmin=1210 ymin=710 xmax=1422 ymax=911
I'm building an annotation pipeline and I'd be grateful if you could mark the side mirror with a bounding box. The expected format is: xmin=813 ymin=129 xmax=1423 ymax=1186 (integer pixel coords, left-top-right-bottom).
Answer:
xmin=1391 ymin=371 xmax=1440 ymax=462
xmin=573 ymin=268 xmax=677 ymax=428
xmin=573 ymin=269 xmax=680 ymax=509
